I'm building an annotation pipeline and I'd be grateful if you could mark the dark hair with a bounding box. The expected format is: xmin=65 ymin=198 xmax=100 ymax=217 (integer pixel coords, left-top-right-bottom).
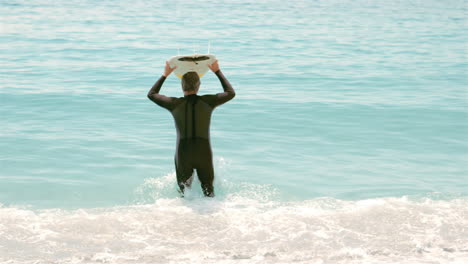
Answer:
xmin=181 ymin=72 xmax=200 ymax=92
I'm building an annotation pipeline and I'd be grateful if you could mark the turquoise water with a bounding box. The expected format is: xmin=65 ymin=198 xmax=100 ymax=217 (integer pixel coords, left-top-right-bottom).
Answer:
xmin=1 ymin=0 xmax=467 ymax=263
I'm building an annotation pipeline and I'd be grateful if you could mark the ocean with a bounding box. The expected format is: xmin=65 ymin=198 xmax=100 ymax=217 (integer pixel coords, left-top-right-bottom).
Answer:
xmin=1 ymin=0 xmax=467 ymax=263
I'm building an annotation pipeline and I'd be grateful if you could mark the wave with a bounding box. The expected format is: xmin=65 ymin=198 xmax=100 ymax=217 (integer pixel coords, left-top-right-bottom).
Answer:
xmin=1 ymin=193 xmax=467 ymax=263
xmin=133 ymin=170 xmax=280 ymax=203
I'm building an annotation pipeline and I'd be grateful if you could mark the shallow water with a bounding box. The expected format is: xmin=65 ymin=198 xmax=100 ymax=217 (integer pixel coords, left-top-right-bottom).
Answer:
xmin=1 ymin=0 xmax=467 ymax=263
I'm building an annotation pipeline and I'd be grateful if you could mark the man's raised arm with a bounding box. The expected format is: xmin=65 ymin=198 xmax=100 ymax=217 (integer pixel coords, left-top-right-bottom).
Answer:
xmin=208 ymin=61 xmax=236 ymax=106
xmin=147 ymin=62 xmax=177 ymax=110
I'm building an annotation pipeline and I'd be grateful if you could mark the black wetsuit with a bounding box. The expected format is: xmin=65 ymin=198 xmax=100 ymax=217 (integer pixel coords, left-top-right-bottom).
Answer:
xmin=147 ymin=70 xmax=235 ymax=196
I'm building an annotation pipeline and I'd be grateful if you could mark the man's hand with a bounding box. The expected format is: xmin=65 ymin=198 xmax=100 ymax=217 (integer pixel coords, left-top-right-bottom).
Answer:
xmin=208 ymin=60 xmax=220 ymax=73
xmin=163 ymin=61 xmax=177 ymax=77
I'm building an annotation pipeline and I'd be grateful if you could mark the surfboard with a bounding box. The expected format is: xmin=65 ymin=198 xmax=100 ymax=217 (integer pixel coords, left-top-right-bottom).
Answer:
xmin=168 ymin=54 xmax=217 ymax=79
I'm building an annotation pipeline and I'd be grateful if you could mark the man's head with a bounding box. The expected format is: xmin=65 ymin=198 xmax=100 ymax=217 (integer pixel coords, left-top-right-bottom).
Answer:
xmin=181 ymin=72 xmax=200 ymax=94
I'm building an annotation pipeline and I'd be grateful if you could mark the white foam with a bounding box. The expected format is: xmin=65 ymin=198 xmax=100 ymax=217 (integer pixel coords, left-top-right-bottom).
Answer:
xmin=1 ymin=196 xmax=467 ymax=264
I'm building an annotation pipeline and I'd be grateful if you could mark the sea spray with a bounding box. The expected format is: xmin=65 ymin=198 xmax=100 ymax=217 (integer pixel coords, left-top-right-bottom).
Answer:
xmin=1 ymin=197 xmax=467 ymax=264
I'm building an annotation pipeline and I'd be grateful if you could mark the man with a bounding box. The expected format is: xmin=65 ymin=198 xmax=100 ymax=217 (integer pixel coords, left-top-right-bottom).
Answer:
xmin=147 ymin=60 xmax=235 ymax=197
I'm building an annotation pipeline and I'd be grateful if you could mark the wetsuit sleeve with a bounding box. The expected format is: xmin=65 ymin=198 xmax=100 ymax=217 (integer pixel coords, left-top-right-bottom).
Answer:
xmin=147 ymin=75 xmax=177 ymax=110
xmin=212 ymin=70 xmax=236 ymax=107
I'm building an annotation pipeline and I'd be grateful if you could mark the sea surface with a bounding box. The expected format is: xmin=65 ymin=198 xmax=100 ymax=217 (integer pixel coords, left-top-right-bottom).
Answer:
xmin=1 ymin=0 xmax=467 ymax=263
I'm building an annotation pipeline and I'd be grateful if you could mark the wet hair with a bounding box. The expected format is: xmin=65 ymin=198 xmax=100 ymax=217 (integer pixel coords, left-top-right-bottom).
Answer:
xmin=181 ymin=72 xmax=200 ymax=92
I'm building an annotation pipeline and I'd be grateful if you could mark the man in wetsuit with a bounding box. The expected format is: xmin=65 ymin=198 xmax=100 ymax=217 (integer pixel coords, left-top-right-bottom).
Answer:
xmin=147 ymin=60 xmax=235 ymax=197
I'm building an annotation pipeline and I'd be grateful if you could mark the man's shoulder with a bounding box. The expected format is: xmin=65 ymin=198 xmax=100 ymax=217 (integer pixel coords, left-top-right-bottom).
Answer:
xmin=169 ymin=97 xmax=185 ymax=108
xmin=199 ymin=94 xmax=217 ymax=99
xmin=199 ymin=94 xmax=217 ymax=100
xmin=198 ymin=94 xmax=218 ymax=107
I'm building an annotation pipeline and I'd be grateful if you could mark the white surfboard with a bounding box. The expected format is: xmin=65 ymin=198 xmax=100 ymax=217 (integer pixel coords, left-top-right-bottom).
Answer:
xmin=168 ymin=54 xmax=217 ymax=79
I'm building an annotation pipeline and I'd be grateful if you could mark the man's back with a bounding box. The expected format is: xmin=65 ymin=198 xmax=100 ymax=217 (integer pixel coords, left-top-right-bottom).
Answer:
xmin=171 ymin=94 xmax=216 ymax=141
xmin=148 ymin=70 xmax=235 ymax=142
